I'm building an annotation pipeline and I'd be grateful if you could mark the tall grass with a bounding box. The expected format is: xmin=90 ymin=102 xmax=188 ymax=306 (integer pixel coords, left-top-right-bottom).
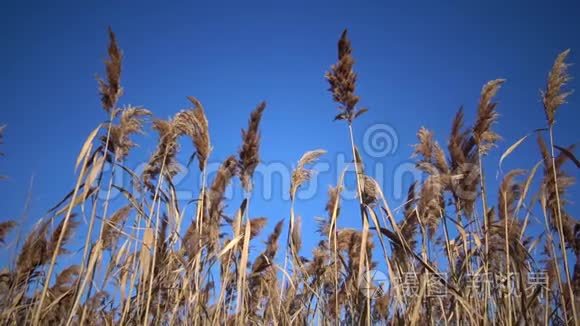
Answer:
xmin=0 ymin=28 xmax=578 ymax=325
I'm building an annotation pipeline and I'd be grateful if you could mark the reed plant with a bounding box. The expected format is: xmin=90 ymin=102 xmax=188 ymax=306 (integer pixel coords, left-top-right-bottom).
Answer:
xmin=0 ymin=28 xmax=578 ymax=325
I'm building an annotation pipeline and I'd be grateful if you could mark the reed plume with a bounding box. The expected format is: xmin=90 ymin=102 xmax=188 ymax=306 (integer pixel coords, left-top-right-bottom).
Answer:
xmin=498 ymin=169 xmax=525 ymax=221
xmin=16 ymin=219 xmax=50 ymax=276
xmin=325 ymin=29 xmax=367 ymax=123
xmin=326 ymin=185 xmax=342 ymax=219
xmin=418 ymin=175 xmax=444 ymax=239
xmin=239 ymin=102 xmax=266 ymax=191
xmin=142 ymin=118 xmax=180 ymax=191
xmin=106 ymin=106 xmax=151 ymax=161
xmin=248 ymin=220 xmax=284 ymax=318
xmin=184 ymin=155 xmax=237 ymax=256
xmin=52 ymin=265 xmax=81 ymax=295
xmin=0 ymin=221 xmax=15 ymax=245
xmin=542 ymin=49 xmax=572 ymax=126
xmin=447 ymin=107 xmax=480 ymax=216
xmin=448 ymin=107 xmax=468 ymax=168
xmin=414 ymin=127 xmax=449 ymax=176
xmin=361 ymin=175 xmax=379 ymax=206
xmin=473 ymin=79 xmax=504 ymax=154
xmin=174 ymin=97 xmax=212 ymax=171
xmin=102 ymin=205 xmax=132 ymax=250
xmin=98 ymin=27 xmax=123 ymax=113
xmin=48 ymin=214 xmax=79 ymax=257
xmin=245 ymin=217 xmax=268 ymax=239
xmin=252 ymin=219 xmax=284 ymax=274
xmin=208 ymin=156 xmax=237 ymax=222
xmin=290 ymin=149 xmax=326 ymax=200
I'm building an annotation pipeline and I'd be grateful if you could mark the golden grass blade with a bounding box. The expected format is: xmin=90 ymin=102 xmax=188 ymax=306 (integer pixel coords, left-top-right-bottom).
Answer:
xmin=218 ymin=235 xmax=243 ymax=258
xmin=498 ymin=133 xmax=529 ymax=172
xmin=140 ymin=227 xmax=154 ymax=283
xmin=75 ymin=124 xmax=102 ymax=172
xmin=515 ymin=160 xmax=542 ymax=216
xmin=235 ymin=220 xmax=252 ymax=323
xmin=83 ymin=153 xmax=105 ymax=199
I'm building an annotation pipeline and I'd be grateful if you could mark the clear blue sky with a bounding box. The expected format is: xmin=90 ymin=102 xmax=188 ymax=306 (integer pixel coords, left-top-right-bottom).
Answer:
xmin=1 ymin=1 xmax=579 ymax=265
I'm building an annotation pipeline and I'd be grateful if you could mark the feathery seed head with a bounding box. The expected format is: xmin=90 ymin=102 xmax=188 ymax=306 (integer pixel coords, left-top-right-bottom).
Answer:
xmin=142 ymin=118 xmax=180 ymax=192
xmin=174 ymin=97 xmax=212 ymax=171
xmin=542 ymin=49 xmax=573 ymax=126
xmin=98 ymin=27 xmax=123 ymax=113
xmin=290 ymin=149 xmax=326 ymax=200
xmin=239 ymin=102 xmax=266 ymax=192
xmin=106 ymin=106 xmax=151 ymax=161
xmin=208 ymin=156 xmax=238 ymax=222
xmin=325 ymin=29 xmax=367 ymax=123
xmin=0 ymin=221 xmax=16 ymax=245
xmin=473 ymin=79 xmax=505 ymax=154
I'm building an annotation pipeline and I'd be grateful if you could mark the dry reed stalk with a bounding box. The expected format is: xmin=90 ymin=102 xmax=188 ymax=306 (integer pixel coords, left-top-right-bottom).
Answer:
xmin=213 ymin=203 xmax=245 ymax=324
xmin=71 ymin=153 xmax=107 ymax=321
xmin=31 ymin=133 xmax=95 ymax=325
xmin=472 ymin=78 xmax=504 ymax=322
xmin=70 ymin=31 xmax=146 ymax=325
xmin=287 ymin=149 xmax=325 ymax=275
xmin=174 ymin=97 xmax=212 ymax=318
xmin=492 ymin=170 xmax=526 ymax=322
xmin=123 ymin=115 xmax=179 ymax=325
xmin=234 ymin=102 xmax=266 ymax=324
xmin=142 ymin=199 xmax=166 ymax=324
xmin=326 ymin=29 xmax=374 ymax=324
xmin=325 ymin=178 xmax=346 ymax=322
xmin=540 ymin=49 xmax=578 ymax=324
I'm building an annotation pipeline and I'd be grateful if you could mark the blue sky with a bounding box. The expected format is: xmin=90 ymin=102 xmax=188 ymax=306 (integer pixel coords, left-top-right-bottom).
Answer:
xmin=1 ymin=1 xmax=579 ymax=267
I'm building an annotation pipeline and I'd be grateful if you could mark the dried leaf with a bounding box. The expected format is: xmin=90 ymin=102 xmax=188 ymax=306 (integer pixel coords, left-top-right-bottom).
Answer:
xmin=76 ymin=124 xmax=102 ymax=171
